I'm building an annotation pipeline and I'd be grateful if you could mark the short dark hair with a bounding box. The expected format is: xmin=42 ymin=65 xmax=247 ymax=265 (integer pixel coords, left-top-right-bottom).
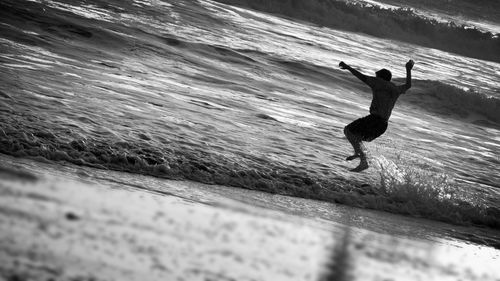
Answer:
xmin=376 ymin=68 xmax=392 ymax=81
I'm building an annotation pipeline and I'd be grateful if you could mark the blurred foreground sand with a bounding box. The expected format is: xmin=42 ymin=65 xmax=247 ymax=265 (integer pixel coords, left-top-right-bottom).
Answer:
xmin=0 ymin=155 xmax=499 ymax=281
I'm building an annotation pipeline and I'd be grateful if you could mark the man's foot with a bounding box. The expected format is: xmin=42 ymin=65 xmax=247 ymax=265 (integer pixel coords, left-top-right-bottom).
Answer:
xmin=346 ymin=154 xmax=360 ymax=161
xmin=350 ymin=161 xmax=369 ymax=172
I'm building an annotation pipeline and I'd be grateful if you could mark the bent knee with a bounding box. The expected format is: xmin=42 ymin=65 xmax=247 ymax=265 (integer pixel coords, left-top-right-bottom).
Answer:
xmin=344 ymin=126 xmax=362 ymax=141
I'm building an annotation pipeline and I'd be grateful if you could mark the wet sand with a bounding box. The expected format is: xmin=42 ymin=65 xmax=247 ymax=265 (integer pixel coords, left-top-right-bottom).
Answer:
xmin=1 ymin=155 xmax=499 ymax=281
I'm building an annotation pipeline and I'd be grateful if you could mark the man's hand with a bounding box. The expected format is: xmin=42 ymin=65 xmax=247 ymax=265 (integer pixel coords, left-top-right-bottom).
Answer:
xmin=404 ymin=59 xmax=413 ymax=90
xmin=339 ymin=61 xmax=349 ymax=70
xmin=406 ymin=59 xmax=414 ymax=70
xmin=339 ymin=61 xmax=367 ymax=83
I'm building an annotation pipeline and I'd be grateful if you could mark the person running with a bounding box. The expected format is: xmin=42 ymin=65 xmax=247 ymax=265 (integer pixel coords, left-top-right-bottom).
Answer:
xmin=339 ymin=59 xmax=414 ymax=172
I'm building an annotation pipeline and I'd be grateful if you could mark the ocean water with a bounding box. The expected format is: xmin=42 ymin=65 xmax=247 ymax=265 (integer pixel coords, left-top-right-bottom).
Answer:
xmin=1 ymin=0 xmax=499 ymax=232
xmin=358 ymin=0 xmax=500 ymax=34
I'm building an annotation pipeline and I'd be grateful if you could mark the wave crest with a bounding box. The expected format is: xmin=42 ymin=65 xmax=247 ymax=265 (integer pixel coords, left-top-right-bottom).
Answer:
xmin=213 ymin=0 xmax=500 ymax=63
xmin=402 ymin=80 xmax=500 ymax=126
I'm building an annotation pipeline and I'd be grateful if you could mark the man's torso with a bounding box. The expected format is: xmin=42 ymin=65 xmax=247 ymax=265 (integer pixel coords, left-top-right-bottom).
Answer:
xmin=366 ymin=77 xmax=407 ymax=120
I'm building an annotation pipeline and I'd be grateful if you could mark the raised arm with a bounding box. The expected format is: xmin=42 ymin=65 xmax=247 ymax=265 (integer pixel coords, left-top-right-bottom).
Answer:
xmin=339 ymin=61 xmax=368 ymax=83
xmin=403 ymin=59 xmax=414 ymax=90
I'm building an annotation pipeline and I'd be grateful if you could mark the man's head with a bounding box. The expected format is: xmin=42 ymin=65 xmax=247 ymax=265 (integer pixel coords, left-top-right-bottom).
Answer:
xmin=376 ymin=68 xmax=392 ymax=81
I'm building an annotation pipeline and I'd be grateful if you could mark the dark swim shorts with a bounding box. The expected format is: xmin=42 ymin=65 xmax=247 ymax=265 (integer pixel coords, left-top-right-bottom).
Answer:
xmin=345 ymin=114 xmax=388 ymax=142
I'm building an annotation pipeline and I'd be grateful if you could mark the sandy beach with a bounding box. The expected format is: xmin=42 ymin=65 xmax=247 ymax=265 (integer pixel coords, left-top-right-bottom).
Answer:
xmin=1 ymin=155 xmax=499 ymax=281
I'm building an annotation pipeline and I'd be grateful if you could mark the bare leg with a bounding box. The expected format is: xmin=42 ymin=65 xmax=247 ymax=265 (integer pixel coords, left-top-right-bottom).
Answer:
xmin=344 ymin=127 xmax=363 ymax=158
xmin=350 ymin=146 xmax=368 ymax=172
xmin=344 ymin=128 xmax=369 ymax=172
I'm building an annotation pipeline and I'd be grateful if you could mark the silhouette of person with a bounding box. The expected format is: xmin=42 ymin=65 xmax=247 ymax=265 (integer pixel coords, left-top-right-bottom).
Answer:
xmin=339 ymin=59 xmax=414 ymax=172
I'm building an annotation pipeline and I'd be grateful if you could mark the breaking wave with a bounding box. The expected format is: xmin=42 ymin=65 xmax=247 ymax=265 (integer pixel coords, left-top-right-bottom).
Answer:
xmin=213 ymin=0 xmax=500 ymax=63
xmin=401 ymin=79 xmax=500 ymax=126
xmin=1 ymin=116 xmax=499 ymax=231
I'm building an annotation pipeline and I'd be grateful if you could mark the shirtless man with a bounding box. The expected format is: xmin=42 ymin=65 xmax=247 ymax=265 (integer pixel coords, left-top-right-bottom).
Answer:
xmin=340 ymin=59 xmax=414 ymax=172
